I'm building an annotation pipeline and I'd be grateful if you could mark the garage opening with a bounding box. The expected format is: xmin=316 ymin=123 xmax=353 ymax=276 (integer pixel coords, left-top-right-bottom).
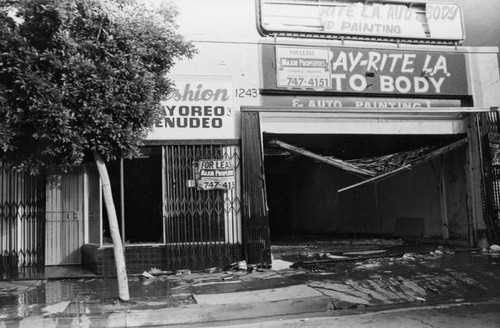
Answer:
xmin=263 ymin=133 xmax=470 ymax=247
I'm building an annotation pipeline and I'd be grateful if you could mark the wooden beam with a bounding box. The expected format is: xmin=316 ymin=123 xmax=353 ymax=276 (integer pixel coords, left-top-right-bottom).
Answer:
xmin=338 ymin=137 xmax=469 ymax=193
xmin=269 ymin=139 xmax=376 ymax=177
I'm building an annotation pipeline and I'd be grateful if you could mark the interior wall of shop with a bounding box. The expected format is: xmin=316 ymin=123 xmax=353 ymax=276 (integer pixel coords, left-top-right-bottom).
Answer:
xmin=265 ymin=147 xmax=467 ymax=240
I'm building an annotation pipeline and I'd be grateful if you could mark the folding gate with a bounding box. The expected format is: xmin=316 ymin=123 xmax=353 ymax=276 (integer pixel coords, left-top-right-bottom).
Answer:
xmin=163 ymin=144 xmax=243 ymax=270
xmin=0 ymin=166 xmax=45 ymax=280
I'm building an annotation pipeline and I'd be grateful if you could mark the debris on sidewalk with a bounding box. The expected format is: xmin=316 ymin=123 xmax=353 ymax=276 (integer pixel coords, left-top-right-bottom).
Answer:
xmin=149 ymin=267 xmax=164 ymax=274
xmin=489 ymin=244 xmax=500 ymax=253
xmin=353 ymin=260 xmax=382 ymax=270
xmin=343 ymin=249 xmax=387 ymax=256
xmin=176 ymin=269 xmax=192 ymax=275
xmin=228 ymin=260 xmax=248 ymax=271
xmin=205 ymin=267 xmax=221 ymax=274
xmin=430 ymin=249 xmax=444 ymax=256
xmin=477 ymin=233 xmax=490 ymax=251
xmin=271 ymin=259 xmax=293 ymax=271
xmin=401 ymin=253 xmax=416 ymax=260
xmin=141 ymin=271 xmax=155 ymax=279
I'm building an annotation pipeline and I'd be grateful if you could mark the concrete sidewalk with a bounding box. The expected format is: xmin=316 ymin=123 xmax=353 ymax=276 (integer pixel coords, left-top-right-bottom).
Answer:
xmin=1 ymin=246 xmax=500 ymax=327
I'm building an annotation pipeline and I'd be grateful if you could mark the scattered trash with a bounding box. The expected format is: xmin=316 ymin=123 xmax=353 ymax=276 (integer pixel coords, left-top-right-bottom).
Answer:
xmin=141 ymin=271 xmax=155 ymax=279
xmin=343 ymin=250 xmax=387 ymax=256
xmin=149 ymin=267 xmax=163 ymax=274
xmin=238 ymin=261 xmax=247 ymax=270
xmin=227 ymin=261 xmax=248 ymax=271
xmin=327 ymin=299 xmax=358 ymax=310
xmin=430 ymin=249 xmax=443 ymax=256
xmin=425 ymin=286 xmax=440 ymax=294
xmin=271 ymin=259 xmax=293 ymax=271
xmin=402 ymin=253 xmax=415 ymax=260
xmin=490 ymin=244 xmax=500 ymax=253
xmin=42 ymin=302 xmax=71 ymax=315
xmin=176 ymin=269 xmax=191 ymax=275
xmin=324 ymin=253 xmax=348 ymax=259
xmin=415 ymin=297 xmax=426 ymax=302
xmin=477 ymin=233 xmax=490 ymax=251
xmin=354 ymin=262 xmax=381 ymax=270
xmin=205 ymin=267 xmax=220 ymax=274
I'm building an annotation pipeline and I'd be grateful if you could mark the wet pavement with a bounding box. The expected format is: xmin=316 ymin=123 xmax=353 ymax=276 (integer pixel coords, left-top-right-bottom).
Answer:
xmin=1 ymin=241 xmax=500 ymax=327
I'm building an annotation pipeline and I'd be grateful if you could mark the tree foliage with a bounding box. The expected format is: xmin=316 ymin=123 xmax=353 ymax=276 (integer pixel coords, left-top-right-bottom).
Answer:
xmin=0 ymin=0 xmax=194 ymax=173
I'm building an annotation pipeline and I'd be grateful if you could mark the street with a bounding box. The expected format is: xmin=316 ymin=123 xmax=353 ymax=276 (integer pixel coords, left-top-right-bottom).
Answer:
xmin=212 ymin=301 xmax=500 ymax=328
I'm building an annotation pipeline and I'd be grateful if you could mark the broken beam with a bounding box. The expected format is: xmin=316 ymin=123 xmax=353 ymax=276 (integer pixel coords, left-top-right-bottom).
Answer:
xmin=269 ymin=139 xmax=377 ymax=177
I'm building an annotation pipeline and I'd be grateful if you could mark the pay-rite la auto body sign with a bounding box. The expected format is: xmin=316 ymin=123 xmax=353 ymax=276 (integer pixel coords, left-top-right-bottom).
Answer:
xmin=270 ymin=45 xmax=467 ymax=95
xmin=258 ymin=0 xmax=464 ymax=42
xmin=147 ymin=76 xmax=234 ymax=140
xmin=194 ymin=159 xmax=235 ymax=190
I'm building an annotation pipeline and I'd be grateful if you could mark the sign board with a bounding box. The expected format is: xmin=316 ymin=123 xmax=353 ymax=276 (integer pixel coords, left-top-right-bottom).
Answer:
xmin=261 ymin=96 xmax=461 ymax=109
xmin=194 ymin=159 xmax=235 ymax=190
xmin=276 ymin=47 xmax=331 ymax=89
xmin=147 ymin=76 xmax=234 ymax=140
xmin=264 ymin=45 xmax=468 ymax=96
xmin=258 ymin=0 xmax=464 ymax=43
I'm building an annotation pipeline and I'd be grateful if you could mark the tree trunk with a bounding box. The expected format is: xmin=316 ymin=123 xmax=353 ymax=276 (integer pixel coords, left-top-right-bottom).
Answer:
xmin=93 ymin=150 xmax=130 ymax=301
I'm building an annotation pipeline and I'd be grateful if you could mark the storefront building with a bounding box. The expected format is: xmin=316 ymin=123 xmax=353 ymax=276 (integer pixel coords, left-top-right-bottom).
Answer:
xmin=35 ymin=0 xmax=500 ymax=275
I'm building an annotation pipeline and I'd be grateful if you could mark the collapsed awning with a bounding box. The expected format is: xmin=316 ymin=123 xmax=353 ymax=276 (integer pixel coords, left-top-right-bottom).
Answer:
xmin=268 ymin=136 xmax=469 ymax=192
xmin=268 ymin=139 xmax=376 ymax=177
xmin=338 ymin=137 xmax=469 ymax=193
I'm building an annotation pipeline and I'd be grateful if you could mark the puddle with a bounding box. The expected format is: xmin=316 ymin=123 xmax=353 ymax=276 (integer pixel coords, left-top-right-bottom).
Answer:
xmin=0 ymin=277 xmax=184 ymax=308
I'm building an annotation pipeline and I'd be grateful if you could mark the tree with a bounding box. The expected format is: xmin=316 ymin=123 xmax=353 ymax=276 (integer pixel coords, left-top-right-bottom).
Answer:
xmin=0 ymin=0 xmax=194 ymax=301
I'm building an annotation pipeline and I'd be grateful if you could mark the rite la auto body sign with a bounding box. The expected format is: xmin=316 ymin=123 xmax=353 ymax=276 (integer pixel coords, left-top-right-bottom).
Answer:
xmin=194 ymin=159 xmax=235 ymax=190
xmin=270 ymin=45 xmax=467 ymax=95
xmin=258 ymin=0 xmax=464 ymax=42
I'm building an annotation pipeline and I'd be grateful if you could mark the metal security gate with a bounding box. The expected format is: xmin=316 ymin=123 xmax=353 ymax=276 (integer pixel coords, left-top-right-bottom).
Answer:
xmin=164 ymin=144 xmax=243 ymax=271
xmin=0 ymin=165 xmax=45 ymax=280
xmin=481 ymin=112 xmax=500 ymax=244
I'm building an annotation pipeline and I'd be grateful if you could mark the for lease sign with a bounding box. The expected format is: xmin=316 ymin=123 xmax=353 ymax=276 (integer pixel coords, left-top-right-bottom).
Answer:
xmin=194 ymin=159 xmax=235 ymax=190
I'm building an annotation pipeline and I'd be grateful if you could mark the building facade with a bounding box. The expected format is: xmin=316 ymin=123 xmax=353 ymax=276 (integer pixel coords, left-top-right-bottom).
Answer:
xmin=3 ymin=0 xmax=500 ymax=278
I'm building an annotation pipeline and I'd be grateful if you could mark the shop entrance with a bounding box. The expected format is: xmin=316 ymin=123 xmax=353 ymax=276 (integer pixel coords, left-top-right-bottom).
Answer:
xmin=103 ymin=147 xmax=163 ymax=245
xmin=263 ymin=133 xmax=470 ymax=244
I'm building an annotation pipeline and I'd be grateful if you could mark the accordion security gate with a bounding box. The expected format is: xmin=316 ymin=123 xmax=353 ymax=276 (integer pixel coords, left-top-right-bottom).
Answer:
xmin=0 ymin=166 xmax=45 ymax=280
xmin=163 ymin=145 xmax=243 ymax=271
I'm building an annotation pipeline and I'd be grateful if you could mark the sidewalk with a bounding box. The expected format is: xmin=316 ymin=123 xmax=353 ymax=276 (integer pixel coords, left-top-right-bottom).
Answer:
xmin=1 ymin=243 xmax=500 ymax=327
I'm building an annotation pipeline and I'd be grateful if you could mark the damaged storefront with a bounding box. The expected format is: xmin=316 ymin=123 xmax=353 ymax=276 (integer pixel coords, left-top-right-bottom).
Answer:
xmin=79 ymin=0 xmax=500 ymax=274
xmin=242 ymin=0 xmax=500 ymax=265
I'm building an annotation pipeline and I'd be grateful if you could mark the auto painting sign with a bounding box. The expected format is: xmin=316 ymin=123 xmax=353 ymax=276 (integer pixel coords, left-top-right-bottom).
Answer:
xmin=271 ymin=46 xmax=468 ymax=96
xmin=147 ymin=76 xmax=234 ymax=140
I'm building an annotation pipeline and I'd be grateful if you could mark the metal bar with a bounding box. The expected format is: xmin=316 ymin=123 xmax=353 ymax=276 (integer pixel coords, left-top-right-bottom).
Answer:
xmin=241 ymin=106 xmax=500 ymax=113
xmin=270 ymin=139 xmax=377 ymax=177
xmin=120 ymin=158 xmax=125 ymax=244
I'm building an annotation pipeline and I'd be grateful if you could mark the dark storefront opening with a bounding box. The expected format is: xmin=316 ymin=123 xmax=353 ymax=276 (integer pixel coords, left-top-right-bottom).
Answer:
xmin=103 ymin=146 xmax=163 ymax=244
xmin=263 ymin=133 xmax=469 ymax=245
